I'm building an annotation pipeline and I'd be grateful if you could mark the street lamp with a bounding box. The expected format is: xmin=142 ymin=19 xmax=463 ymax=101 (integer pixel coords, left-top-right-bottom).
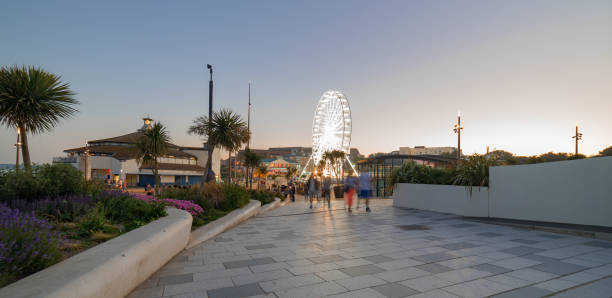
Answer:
xmin=84 ymin=139 xmax=90 ymax=180
xmin=453 ymin=111 xmax=463 ymax=160
xmin=206 ymin=64 xmax=214 ymax=182
xmin=15 ymin=127 xmax=21 ymax=172
xmin=572 ymin=122 xmax=583 ymax=155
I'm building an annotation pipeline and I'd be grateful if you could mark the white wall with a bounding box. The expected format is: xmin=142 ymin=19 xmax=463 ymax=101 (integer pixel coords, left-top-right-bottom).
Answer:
xmin=393 ymin=184 xmax=489 ymax=217
xmin=489 ymin=157 xmax=612 ymax=227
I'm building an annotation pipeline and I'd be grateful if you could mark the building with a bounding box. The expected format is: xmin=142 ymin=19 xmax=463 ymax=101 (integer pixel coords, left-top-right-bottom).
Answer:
xmin=55 ymin=118 xmax=221 ymax=187
xmin=261 ymin=158 xmax=301 ymax=176
xmin=399 ymin=146 xmax=456 ymax=156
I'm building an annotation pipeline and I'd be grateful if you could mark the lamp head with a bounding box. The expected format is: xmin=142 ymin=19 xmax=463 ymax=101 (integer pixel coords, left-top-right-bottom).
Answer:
xmin=207 ymin=64 xmax=212 ymax=70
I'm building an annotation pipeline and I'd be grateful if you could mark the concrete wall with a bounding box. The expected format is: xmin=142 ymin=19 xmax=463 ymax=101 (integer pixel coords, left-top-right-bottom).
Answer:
xmin=489 ymin=156 xmax=612 ymax=227
xmin=0 ymin=208 xmax=192 ymax=298
xmin=393 ymin=157 xmax=612 ymax=228
xmin=393 ymin=183 xmax=489 ymax=217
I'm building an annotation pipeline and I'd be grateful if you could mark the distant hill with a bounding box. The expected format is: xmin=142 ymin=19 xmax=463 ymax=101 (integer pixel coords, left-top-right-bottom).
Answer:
xmin=0 ymin=164 xmax=16 ymax=170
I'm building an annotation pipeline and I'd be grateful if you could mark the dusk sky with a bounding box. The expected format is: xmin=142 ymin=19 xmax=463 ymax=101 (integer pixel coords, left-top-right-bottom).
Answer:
xmin=1 ymin=0 xmax=611 ymax=163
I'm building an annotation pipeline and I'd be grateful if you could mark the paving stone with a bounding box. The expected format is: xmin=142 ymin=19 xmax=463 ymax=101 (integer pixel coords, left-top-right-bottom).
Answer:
xmin=581 ymin=240 xmax=612 ymax=248
xmin=371 ymin=282 xmax=419 ymax=298
xmin=450 ymin=223 xmax=475 ymax=228
xmin=559 ymin=271 xmax=603 ymax=283
xmin=500 ymin=246 xmax=544 ymax=256
xmin=214 ymin=237 xmax=233 ymax=242
xmin=506 ymin=268 xmax=558 ymax=283
xmin=325 ymin=288 xmax=388 ymax=298
xmin=478 ymin=232 xmax=503 ymax=237
xmin=423 ymin=235 xmax=444 ymax=241
xmin=492 ymin=257 xmax=543 ymax=270
xmin=231 ymin=269 xmax=293 ymax=285
xmin=375 ymin=267 xmax=430 ymax=282
xmin=435 ymin=268 xmax=492 ymax=284
xmin=158 ymin=273 xmax=194 ymax=285
xmin=510 ymin=239 xmax=539 ymax=245
xmin=163 ymin=277 xmax=234 ymax=296
xmin=288 ymin=262 xmax=339 ymax=275
xmin=223 ymin=257 xmax=276 ymax=269
xmin=538 ymin=234 xmax=565 ymax=239
xmin=376 ymin=258 xmax=423 ymax=270
xmin=471 ymin=263 xmax=511 ymax=275
xmin=417 ymin=263 xmax=454 ymax=274
xmin=340 ymin=264 xmax=386 ymax=277
xmin=335 ymin=275 xmax=387 ymax=290
xmin=259 ymin=274 xmax=323 ymax=292
xmin=244 ymin=244 xmax=276 ymax=250
xmin=406 ymin=289 xmax=461 ymax=298
xmin=521 ymin=254 xmax=558 ymax=263
xmin=530 ymin=260 xmax=587 ymax=275
xmin=534 ymin=278 xmax=580 ymax=292
xmin=127 ymin=286 xmax=164 ymax=298
xmin=491 ymin=286 xmax=553 ymax=298
xmin=237 ymin=231 xmax=260 ymax=235
xmin=400 ymin=275 xmax=454 ymax=292
xmin=170 ymin=292 xmax=209 ymax=298
xmin=551 ymin=276 xmax=612 ymax=298
xmin=485 ymin=274 xmax=533 ymax=288
xmin=443 ymin=278 xmax=514 ymax=297
xmin=412 ymin=252 xmax=458 ymax=263
xmin=316 ymin=269 xmax=352 ymax=281
xmin=363 ymin=255 xmax=395 ymax=264
xmin=334 ymin=258 xmax=372 ymax=268
xmin=439 ymin=242 xmax=479 ymax=250
xmin=207 ymin=283 xmax=264 ymax=298
xmin=274 ymin=281 xmax=347 ymax=298
xmin=309 ymin=254 xmax=346 ymax=264
xmin=193 ymin=268 xmax=251 ymax=281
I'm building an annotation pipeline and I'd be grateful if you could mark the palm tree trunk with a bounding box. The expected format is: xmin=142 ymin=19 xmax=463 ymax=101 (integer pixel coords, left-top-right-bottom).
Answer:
xmin=228 ymin=150 xmax=232 ymax=184
xmin=202 ymin=145 xmax=214 ymax=188
xmin=19 ymin=124 xmax=32 ymax=170
xmin=154 ymin=160 xmax=159 ymax=196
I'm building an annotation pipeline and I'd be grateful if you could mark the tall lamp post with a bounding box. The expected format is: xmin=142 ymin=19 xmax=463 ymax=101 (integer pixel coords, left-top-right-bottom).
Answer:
xmin=15 ymin=127 xmax=21 ymax=172
xmin=572 ymin=123 xmax=583 ymax=155
xmin=453 ymin=111 xmax=463 ymax=160
xmin=206 ymin=64 xmax=214 ymax=182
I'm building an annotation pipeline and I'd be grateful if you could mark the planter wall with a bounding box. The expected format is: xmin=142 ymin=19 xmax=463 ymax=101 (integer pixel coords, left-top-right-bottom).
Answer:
xmin=0 ymin=208 xmax=192 ymax=298
xmin=393 ymin=183 xmax=489 ymax=217
xmin=489 ymin=156 xmax=612 ymax=228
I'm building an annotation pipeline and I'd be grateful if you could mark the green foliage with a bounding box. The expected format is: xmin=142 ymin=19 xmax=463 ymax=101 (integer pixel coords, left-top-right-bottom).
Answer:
xmin=388 ymin=160 xmax=455 ymax=187
xmin=135 ymin=122 xmax=171 ymax=195
xmin=98 ymin=194 xmax=166 ymax=231
xmin=599 ymin=146 xmax=612 ymax=156
xmin=567 ymin=154 xmax=586 ymax=160
xmin=0 ymin=164 xmax=86 ymax=203
xmin=249 ymin=189 xmax=275 ymax=205
xmin=453 ymin=154 xmax=498 ymax=187
xmin=77 ymin=203 xmax=107 ymax=237
xmin=220 ymin=184 xmax=250 ymax=211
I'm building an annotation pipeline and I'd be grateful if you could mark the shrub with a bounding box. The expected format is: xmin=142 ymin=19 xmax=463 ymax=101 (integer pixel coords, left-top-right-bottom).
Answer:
xmin=98 ymin=192 xmax=166 ymax=231
xmin=453 ymin=154 xmax=498 ymax=188
xmin=8 ymin=195 xmax=94 ymax=222
xmin=220 ymin=184 xmax=250 ymax=211
xmin=77 ymin=203 xmax=107 ymax=237
xmin=0 ymin=204 xmax=63 ymax=287
xmin=388 ymin=160 xmax=455 ymax=188
xmin=249 ymin=189 xmax=274 ymax=205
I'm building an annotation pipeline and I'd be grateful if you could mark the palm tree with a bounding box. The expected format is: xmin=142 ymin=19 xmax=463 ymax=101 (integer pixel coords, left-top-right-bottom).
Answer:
xmin=243 ymin=149 xmax=261 ymax=189
xmin=226 ymin=126 xmax=250 ymax=184
xmin=323 ymin=150 xmax=346 ymax=183
xmin=285 ymin=166 xmax=297 ymax=181
xmin=0 ymin=65 xmax=79 ymax=170
xmin=188 ymin=109 xmax=250 ymax=184
xmin=135 ymin=122 xmax=170 ymax=196
xmin=255 ymin=164 xmax=268 ymax=188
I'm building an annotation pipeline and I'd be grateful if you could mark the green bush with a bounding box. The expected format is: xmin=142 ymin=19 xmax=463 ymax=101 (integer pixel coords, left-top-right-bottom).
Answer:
xmin=0 ymin=164 xmax=88 ymax=203
xmin=388 ymin=160 xmax=455 ymax=188
xmin=220 ymin=184 xmax=250 ymax=211
xmin=249 ymin=189 xmax=275 ymax=205
xmin=77 ymin=203 xmax=107 ymax=237
xmin=98 ymin=193 xmax=166 ymax=231
xmin=453 ymin=154 xmax=498 ymax=187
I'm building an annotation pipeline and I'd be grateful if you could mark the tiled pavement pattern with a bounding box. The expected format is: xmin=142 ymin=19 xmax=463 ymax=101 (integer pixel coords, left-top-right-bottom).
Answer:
xmin=129 ymin=198 xmax=612 ymax=298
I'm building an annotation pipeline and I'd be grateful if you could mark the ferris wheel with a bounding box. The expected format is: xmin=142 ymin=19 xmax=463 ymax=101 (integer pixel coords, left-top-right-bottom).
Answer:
xmin=302 ymin=90 xmax=358 ymax=177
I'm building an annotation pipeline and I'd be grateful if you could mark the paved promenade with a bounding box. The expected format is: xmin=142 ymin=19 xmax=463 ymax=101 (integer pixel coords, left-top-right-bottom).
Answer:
xmin=129 ymin=198 xmax=612 ymax=298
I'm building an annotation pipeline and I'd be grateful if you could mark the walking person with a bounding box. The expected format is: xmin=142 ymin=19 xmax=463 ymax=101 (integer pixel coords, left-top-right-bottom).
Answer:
xmin=359 ymin=171 xmax=373 ymax=212
xmin=289 ymin=182 xmax=296 ymax=202
xmin=345 ymin=172 xmax=357 ymax=212
xmin=322 ymin=176 xmax=332 ymax=208
xmin=307 ymin=174 xmax=317 ymax=209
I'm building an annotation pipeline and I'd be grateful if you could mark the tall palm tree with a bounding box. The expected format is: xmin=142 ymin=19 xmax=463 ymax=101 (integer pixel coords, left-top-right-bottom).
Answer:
xmin=135 ymin=122 xmax=170 ymax=196
xmin=226 ymin=126 xmax=250 ymax=184
xmin=0 ymin=65 xmax=79 ymax=170
xmin=188 ymin=109 xmax=250 ymax=185
xmin=243 ymin=148 xmax=261 ymax=189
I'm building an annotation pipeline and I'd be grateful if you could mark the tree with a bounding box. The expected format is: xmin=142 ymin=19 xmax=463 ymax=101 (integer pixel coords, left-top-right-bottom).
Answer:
xmin=599 ymin=146 xmax=612 ymax=157
xmin=243 ymin=148 xmax=261 ymax=189
xmin=285 ymin=166 xmax=297 ymax=181
xmin=0 ymin=65 xmax=79 ymax=170
xmin=135 ymin=122 xmax=170 ymax=196
xmin=255 ymin=164 xmax=268 ymax=187
xmin=323 ymin=150 xmax=346 ymax=183
xmin=188 ymin=109 xmax=250 ymax=184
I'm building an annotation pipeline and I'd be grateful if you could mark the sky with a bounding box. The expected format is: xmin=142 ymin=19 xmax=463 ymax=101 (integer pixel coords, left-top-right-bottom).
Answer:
xmin=1 ymin=0 xmax=611 ymax=163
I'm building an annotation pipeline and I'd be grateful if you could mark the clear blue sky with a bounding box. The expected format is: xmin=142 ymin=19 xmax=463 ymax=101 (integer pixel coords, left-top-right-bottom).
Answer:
xmin=1 ymin=0 xmax=611 ymax=163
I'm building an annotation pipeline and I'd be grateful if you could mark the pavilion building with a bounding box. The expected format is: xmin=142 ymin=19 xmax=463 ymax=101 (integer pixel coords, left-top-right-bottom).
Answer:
xmin=55 ymin=118 xmax=220 ymax=187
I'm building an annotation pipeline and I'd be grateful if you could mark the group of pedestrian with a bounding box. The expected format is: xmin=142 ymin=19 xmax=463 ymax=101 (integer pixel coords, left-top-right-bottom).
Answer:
xmin=305 ymin=171 xmax=372 ymax=212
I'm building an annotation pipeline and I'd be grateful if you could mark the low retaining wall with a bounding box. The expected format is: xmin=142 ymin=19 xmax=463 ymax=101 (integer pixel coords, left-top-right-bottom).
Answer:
xmin=393 ymin=183 xmax=489 ymax=217
xmin=0 ymin=208 xmax=192 ymax=298
xmin=259 ymin=198 xmax=282 ymax=215
xmin=187 ymin=200 xmax=261 ymax=249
